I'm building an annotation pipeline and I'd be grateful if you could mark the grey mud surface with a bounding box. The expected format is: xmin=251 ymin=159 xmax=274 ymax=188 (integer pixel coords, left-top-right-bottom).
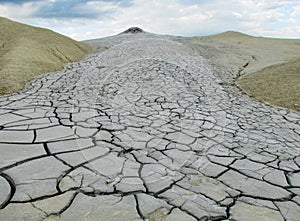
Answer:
xmin=0 ymin=33 xmax=299 ymax=221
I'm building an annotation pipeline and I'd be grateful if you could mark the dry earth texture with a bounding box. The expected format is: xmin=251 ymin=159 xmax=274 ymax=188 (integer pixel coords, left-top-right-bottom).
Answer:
xmin=184 ymin=31 xmax=300 ymax=111
xmin=0 ymin=17 xmax=91 ymax=95
xmin=0 ymin=27 xmax=300 ymax=220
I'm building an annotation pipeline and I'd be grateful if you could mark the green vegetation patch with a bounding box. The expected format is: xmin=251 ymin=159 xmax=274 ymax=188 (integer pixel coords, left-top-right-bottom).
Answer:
xmin=237 ymin=61 xmax=300 ymax=111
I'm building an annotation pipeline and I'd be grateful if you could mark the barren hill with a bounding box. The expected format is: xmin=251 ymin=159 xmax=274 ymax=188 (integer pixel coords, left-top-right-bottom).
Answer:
xmin=184 ymin=31 xmax=300 ymax=111
xmin=0 ymin=17 xmax=91 ymax=95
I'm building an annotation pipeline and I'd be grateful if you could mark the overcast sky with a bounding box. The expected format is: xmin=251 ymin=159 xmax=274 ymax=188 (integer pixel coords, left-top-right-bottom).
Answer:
xmin=0 ymin=0 xmax=300 ymax=40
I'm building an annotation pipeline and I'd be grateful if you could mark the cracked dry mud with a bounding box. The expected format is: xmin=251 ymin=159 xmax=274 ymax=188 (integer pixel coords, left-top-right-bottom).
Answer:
xmin=0 ymin=33 xmax=300 ymax=221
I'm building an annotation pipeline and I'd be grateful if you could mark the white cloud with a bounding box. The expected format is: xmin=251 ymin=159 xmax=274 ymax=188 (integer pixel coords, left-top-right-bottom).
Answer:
xmin=292 ymin=3 xmax=300 ymax=16
xmin=0 ymin=2 xmax=39 ymax=19
xmin=1 ymin=0 xmax=300 ymax=40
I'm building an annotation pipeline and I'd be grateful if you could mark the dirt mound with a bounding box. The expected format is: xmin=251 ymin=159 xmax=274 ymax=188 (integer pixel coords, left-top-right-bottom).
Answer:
xmin=121 ymin=27 xmax=144 ymax=34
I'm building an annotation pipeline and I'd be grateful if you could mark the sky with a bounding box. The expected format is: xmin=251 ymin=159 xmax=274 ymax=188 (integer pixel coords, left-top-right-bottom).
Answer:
xmin=0 ymin=0 xmax=300 ymax=40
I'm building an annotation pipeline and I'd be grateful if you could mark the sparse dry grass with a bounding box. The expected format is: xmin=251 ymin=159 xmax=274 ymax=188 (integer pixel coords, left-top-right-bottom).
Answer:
xmin=190 ymin=31 xmax=300 ymax=112
xmin=0 ymin=17 xmax=92 ymax=95
xmin=1 ymin=18 xmax=299 ymax=112
xmin=237 ymin=61 xmax=300 ymax=111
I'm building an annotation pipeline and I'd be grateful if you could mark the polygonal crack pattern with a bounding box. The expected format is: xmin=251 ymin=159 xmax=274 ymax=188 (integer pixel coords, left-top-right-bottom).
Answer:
xmin=0 ymin=33 xmax=299 ymax=220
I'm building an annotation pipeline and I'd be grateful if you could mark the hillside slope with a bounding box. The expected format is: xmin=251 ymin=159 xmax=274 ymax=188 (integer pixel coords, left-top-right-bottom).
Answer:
xmin=0 ymin=17 xmax=91 ymax=95
xmin=185 ymin=31 xmax=300 ymax=111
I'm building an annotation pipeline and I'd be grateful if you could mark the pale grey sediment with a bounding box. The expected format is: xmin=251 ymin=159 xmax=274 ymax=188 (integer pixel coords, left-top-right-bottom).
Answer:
xmin=0 ymin=32 xmax=299 ymax=220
